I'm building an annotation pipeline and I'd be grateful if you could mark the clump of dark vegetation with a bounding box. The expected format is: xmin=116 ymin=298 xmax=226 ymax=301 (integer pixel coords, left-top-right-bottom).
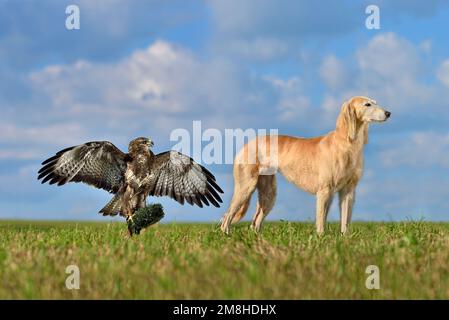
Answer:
xmin=127 ymin=204 xmax=165 ymax=235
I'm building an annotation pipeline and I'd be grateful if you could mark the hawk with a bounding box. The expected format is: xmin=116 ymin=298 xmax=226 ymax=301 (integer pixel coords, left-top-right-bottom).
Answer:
xmin=38 ymin=137 xmax=223 ymax=226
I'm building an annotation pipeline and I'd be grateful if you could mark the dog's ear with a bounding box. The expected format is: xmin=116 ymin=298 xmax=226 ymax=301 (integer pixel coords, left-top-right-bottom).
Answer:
xmin=340 ymin=100 xmax=357 ymax=141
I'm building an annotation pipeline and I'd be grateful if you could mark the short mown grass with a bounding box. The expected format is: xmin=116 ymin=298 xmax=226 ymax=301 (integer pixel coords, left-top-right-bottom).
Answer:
xmin=0 ymin=220 xmax=448 ymax=299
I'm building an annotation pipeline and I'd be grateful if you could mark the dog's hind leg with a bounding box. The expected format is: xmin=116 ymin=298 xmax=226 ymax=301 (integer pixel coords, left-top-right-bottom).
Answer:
xmin=231 ymin=200 xmax=251 ymax=225
xmin=251 ymin=175 xmax=277 ymax=233
xmin=221 ymin=164 xmax=259 ymax=234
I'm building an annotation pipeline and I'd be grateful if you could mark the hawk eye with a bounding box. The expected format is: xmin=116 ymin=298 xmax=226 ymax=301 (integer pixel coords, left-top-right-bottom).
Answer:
xmin=364 ymin=103 xmax=371 ymax=107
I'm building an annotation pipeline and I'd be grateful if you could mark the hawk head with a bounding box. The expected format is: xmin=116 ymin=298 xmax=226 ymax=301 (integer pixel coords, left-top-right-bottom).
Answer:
xmin=129 ymin=137 xmax=154 ymax=154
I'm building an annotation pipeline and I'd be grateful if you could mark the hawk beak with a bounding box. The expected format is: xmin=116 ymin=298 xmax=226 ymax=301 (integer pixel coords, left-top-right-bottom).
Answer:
xmin=148 ymin=139 xmax=154 ymax=148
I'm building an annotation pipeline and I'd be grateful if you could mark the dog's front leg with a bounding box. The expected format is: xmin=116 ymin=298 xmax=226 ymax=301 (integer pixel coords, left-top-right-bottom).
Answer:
xmin=315 ymin=188 xmax=333 ymax=235
xmin=339 ymin=187 xmax=355 ymax=234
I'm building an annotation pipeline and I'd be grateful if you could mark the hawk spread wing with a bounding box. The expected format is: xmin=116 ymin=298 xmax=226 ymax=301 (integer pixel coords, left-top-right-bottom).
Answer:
xmin=150 ymin=151 xmax=224 ymax=208
xmin=38 ymin=141 xmax=129 ymax=193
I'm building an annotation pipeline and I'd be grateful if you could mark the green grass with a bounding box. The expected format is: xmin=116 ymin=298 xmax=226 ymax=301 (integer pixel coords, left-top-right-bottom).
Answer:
xmin=0 ymin=220 xmax=449 ymax=299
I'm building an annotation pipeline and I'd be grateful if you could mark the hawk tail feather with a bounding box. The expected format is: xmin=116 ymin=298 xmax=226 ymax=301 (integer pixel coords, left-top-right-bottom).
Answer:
xmin=100 ymin=194 xmax=123 ymax=216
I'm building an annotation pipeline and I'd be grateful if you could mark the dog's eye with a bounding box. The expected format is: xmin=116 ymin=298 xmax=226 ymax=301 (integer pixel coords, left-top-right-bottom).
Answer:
xmin=364 ymin=103 xmax=371 ymax=107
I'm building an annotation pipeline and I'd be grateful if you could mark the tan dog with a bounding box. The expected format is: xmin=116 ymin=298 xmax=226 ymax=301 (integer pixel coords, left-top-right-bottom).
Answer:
xmin=221 ymin=96 xmax=391 ymax=235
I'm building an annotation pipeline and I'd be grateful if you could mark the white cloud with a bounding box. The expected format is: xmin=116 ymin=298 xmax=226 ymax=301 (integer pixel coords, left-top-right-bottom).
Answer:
xmin=20 ymin=33 xmax=449 ymax=157
xmin=208 ymin=0 xmax=360 ymax=60
xmin=0 ymin=122 xmax=85 ymax=146
xmin=356 ymin=33 xmax=419 ymax=77
xmin=277 ymin=95 xmax=311 ymax=123
xmin=320 ymin=95 xmax=344 ymax=126
xmin=319 ymin=55 xmax=348 ymax=91
xmin=223 ymin=37 xmax=289 ymax=61
xmin=29 ymin=40 xmax=281 ymax=124
xmin=0 ymin=149 xmax=42 ymax=160
xmin=208 ymin=1 xmax=449 ymax=61
xmin=0 ymin=165 xmax=43 ymax=197
xmin=29 ymin=41 xmax=200 ymax=114
xmin=210 ymin=0 xmax=359 ymax=38
xmin=419 ymin=39 xmax=433 ymax=54
xmin=1 ymin=40 xmax=286 ymax=162
xmin=320 ymin=33 xmax=436 ymax=115
xmin=380 ymin=131 xmax=449 ymax=168
xmin=437 ymin=59 xmax=449 ymax=88
xmin=21 ymin=32 xmax=449 ymax=158
xmin=355 ymin=33 xmax=433 ymax=108
xmin=265 ymin=76 xmax=313 ymax=123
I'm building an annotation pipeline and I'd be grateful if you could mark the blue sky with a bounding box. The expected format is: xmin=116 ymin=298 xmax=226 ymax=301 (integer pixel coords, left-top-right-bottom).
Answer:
xmin=1 ymin=0 xmax=449 ymax=222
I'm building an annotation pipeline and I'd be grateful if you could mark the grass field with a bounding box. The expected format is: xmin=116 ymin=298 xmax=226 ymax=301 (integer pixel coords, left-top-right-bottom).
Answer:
xmin=0 ymin=220 xmax=448 ymax=299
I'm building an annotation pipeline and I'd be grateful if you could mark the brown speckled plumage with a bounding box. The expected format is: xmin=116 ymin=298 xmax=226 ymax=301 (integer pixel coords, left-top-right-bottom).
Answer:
xmin=38 ymin=137 xmax=223 ymax=219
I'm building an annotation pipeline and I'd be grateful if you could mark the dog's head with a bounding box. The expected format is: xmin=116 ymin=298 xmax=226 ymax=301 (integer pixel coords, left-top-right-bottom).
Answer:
xmin=348 ymin=96 xmax=391 ymax=123
xmin=338 ymin=96 xmax=391 ymax=141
